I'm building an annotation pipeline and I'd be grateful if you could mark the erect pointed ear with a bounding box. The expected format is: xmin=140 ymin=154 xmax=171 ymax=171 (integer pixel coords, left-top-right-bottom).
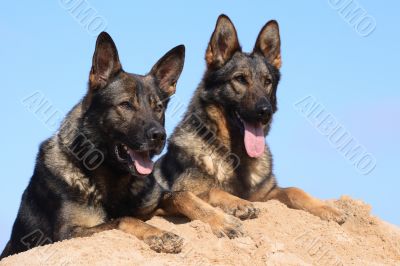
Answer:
xmin=253 ymin=20 xmax=282 ymax=69
xmin=150 ymin=45 xmax=185 ymax=97
xmin=89 ymin=32 xmax=122 ymax=90
xmin=205 ymin=14 xmax=241 ymax=69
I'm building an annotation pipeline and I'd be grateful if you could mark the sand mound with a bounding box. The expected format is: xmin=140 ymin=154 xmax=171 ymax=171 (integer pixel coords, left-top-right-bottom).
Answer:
xmin=1 ymin=196 xmax=399 ymax=265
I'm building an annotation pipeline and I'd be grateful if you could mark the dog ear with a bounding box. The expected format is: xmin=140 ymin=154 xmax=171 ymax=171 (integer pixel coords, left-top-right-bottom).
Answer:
xmin=253 ymin=20 xmax=281 ymax=69
xmin=89 ymin=32 xmax=122 ymax=90
xmin=205 ymin=14 xmax=241 ymax=69
xmin=150 ymin=45 xmax=185 ymax=97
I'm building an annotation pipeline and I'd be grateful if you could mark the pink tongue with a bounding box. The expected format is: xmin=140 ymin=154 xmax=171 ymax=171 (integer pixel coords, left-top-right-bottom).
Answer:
xmin=243 ymin=121 xmax=265 ymax=158
xmin=128 ymin=150 xmax=154 ymax=175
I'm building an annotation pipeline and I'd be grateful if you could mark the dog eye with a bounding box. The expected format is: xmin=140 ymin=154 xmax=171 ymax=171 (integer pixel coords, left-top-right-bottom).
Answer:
xmin=119 ymin=101 xmax=134 ymax=110
xmin=265 ymin=78 xmax=272 ymax=86
xmin=234 ymin=74 xmax=248 ymax=85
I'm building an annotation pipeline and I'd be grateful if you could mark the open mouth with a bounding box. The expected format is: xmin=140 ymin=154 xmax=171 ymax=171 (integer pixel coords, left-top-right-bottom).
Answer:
xmin=115 ymin=143 xmax=154 ymax=176
xmin=235 ymin=112 xmax=265 ymax=158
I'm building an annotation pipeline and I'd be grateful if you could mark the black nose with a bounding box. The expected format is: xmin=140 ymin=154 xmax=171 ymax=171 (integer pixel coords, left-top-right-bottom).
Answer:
xmin=256 ymin=101 xmax=272 ymax=123
xmin=147 ymin=127 xmax=166 ymax=144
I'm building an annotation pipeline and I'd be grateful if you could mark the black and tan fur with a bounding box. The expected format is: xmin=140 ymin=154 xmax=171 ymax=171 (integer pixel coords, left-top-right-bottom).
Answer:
xmin=1 ymin=32 xmax=185 ymax=258
xmin=154 ymin=15 xmax=345 ymax=237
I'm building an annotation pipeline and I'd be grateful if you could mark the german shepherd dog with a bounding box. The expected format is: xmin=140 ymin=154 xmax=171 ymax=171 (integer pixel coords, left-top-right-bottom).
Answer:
xmin=1 ymin=32 xmax=185 ymax=258
xmin=154 ymin=15 xmax=345 ymax=238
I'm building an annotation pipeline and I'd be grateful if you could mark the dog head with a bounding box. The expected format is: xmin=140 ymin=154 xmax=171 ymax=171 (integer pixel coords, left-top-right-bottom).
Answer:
xmin=202 ymin=15 xmax=281 ymax=158
xmin=84 ymin=32 xmax=185 ymax=176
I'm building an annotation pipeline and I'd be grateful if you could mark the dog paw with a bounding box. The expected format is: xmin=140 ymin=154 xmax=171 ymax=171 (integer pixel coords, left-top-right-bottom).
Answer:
xmin=222 ymin=200 xmax=260 ymax=220
xmin=312 ymin=204 xmax=346 ymax=225
xmin=144 ymin=231 xmax=183 ymax=253
xmin=210 ymin=213 xmax=245 ymax=239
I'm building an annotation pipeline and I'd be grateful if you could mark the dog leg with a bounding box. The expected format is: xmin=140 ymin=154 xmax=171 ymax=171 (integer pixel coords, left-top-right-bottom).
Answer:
xmin=259 ymin=186 xmax=345 ymax=224
xmin=69 ymin=217 xmax=183 ymax=253
xmin=160 ymin=191 xmax=244 ymax=238
xmin=199 ymin=188 xmax=260 ymax=220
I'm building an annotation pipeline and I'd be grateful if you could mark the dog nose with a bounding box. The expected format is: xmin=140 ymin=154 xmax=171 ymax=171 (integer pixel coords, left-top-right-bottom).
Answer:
xmin=257 ymin=105 xmax=270 ymax=117
xmin=147 ymin=127 xmax=166 ymax=144
xmin=256 ymin=101 xmax=272 ymax=123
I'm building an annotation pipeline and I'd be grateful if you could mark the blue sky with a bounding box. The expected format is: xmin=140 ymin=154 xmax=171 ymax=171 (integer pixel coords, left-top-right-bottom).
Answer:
xmin=0 ymin=1 xmax=399 ymax=251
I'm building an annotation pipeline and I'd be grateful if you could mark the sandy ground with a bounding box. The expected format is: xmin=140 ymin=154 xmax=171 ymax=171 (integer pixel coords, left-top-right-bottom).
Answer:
xmin=1 ymin=196 xmax=399 ymax=265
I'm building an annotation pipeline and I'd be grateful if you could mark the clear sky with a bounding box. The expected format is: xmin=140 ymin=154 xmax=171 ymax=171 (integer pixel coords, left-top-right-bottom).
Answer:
xmin=0 ymin=1 xmax=399 ymax=251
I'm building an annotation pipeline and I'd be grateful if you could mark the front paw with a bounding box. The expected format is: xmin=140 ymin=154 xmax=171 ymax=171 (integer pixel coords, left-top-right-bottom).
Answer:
xmin=311 ymin=204 xmax=346 ymax=224
xmin=221 ymin=200 xmax=260 ymax=220
xmin=209 ymin=212 xmax=245 ymax=239
xmin=144 ymin=231 xmax=183 ymax=253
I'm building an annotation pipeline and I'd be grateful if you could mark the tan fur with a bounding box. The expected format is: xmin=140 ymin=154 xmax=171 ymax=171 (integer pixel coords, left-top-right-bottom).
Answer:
xmin=272 ymin=54 xmax=282 ymax=69
xmin=200 ymin=188 xmax=260 ymax=220
xmin=118 ymin=217 xmax=183 ymax=253
xmin=63 ymin=216 xmax=183 ymax=254
xmin=205 ymin=46 xmax=214 ymax=67
xmin=205 ymin=104 xmax=230 ymax=147
xmin=262 ymin=187 xmax=345 ymax=224
xmin=117 ymin=217 xmax=161 ymax=238
xmin=160 ymin=191 xmax=244 ymax=238
xmin=164 ymin=82 xmax=177 ymax=96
